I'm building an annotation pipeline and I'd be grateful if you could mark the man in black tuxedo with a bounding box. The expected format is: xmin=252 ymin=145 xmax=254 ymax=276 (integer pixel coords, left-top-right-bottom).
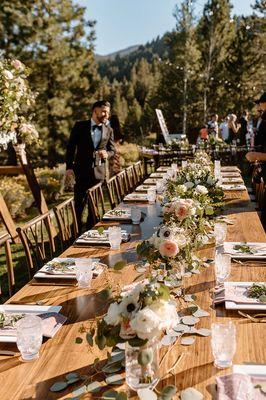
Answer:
xmin=65 ymin=100 xmax=115 ymax=232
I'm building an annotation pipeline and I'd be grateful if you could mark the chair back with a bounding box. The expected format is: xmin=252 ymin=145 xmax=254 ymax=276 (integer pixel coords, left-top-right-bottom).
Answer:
xmin=125 ymin=166 xmax=137 ymax=191
xmin=16 ymin=211 xmax=56 ymax=277
xmin=117 ymin=170 xmax=130 ymax=198
xmin=106 ymin=175 xmax=121 ymax=208
xmin=53 ymin=197 xmax=78 ymax=250
xmin=87 ymin=182 xmax=106 ymax=225
xmin=134 ymin=161 xmax=145 ymax=184
xmin=0 ymin=233 xmax=15 ymax=297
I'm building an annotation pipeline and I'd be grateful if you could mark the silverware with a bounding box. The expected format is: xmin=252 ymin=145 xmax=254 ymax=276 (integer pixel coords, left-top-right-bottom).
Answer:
xmin=238 ymin=310 xmax=266 ymax=323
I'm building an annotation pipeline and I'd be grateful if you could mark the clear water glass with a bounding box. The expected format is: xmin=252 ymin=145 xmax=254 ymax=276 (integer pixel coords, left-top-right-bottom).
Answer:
xmin=211 ymin=321 xmax=236 ymax=368
xmin=214 ymin=223 xmax=227 ymax=247
xmin=215 ymin=253 xmax=231 ymax=284
xmin=131 ymin=206 xmax=141 ymax=224
xmin=147 ymin=188 xmax=156 ymax=204
xmin=75 ymin=258 xmax=94 ymax=288
xmin=156 ymin=180 xmax=164 ymax=193
xmin=171 ymin=163 xmax=177 ymax=171
xmin=108 ymin=226 xmax=122 ymax=250
xmin=181 ymin=160 xmax=188 ymax=168
xmin=17 ymin=315 xmax=43 ymax=361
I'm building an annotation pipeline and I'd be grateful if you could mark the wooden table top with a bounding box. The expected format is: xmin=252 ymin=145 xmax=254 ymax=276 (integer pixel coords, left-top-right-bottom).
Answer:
xmin=1 ymin=187 xmax=265 ymax=400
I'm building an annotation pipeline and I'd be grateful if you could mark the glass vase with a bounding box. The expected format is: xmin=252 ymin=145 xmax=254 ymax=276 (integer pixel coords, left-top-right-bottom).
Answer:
xmin=125 ymin=338 xmax=160 ymax=391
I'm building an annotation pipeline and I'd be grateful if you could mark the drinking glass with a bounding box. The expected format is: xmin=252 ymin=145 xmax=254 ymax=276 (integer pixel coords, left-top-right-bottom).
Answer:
xmin=17 ymin=315 xmax=43 ymax=361
xmin=131 ymin=206 xmax=141 ymax=224
xmin=75 ymin=258 xmax=94 ymax=288
xmin=181 ymin=160 xmax=188 ymax=168
xmin=147 ymin=188 xmax=156 ymax=204
xmin=211 ymin=322 xmax=236 ymax=368
xmin=171 ymin=163 xmax=177 ymax=172
xmin=108 ymin=226 xmax=122 ymax=250
xmin=214 ymin=223 xmax=227 ymax=247
xmin=214 ymin=253 xmax=231 ymax=284
xmin=156 ymin=180 xmax=164 ymax=193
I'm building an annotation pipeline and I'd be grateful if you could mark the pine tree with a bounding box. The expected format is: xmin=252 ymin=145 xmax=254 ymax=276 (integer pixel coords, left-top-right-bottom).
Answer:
xmin=0 ymin=0 xmax=98 ymax=165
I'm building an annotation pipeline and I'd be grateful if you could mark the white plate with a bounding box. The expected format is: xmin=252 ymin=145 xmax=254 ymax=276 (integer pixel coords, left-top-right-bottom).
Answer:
xmin=221 ymin=166 xmax=240 ymax=172
xmin=150 ymin=173 xmax=165 ymax=178
xmin=221 ymin=184 xmax=246 ymax=191
xmin=143 ymin=178 xmax=158 ymax=185
xmin=233 ymin=364 xmax=266 ymax=376
xmin=103 ymin=209 xmax=131 ymax=221
xmin=34 ymin=258 xmax=103 ymax=279
xmin=224 ymin=242 xmax=266 ymax=259
xmin=124 ymin=193 xmax=148 ymax=202
xmin=224 ymin=282 xmax=266 ymax=310
xmin=135 ymin=185 xmax=151 ymax=192
xmin=0 ymin=305 xmax=62 ymax=343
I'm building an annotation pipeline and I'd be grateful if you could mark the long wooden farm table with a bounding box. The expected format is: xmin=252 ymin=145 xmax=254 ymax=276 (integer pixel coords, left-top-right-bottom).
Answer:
xmin=0 ymin=189 xmax=265 ymax=399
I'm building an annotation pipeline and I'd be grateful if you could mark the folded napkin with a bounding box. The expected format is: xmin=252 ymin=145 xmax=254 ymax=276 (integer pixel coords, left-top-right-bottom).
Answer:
xmin=123 ymin=193 xmax=148 ymax=202
xmin=103 ymin=209 xmax=131 ymax=220
xmin=143 ymin=178 xmax=157 ymax=185
xmin=135 ymin=185 xmax=150 ymax=192
xmin=212 ymin=285 xmax=266 ymax=305
xmin=0 ymin=312 xmax=67 ymax=338
xmin=76 ymin=230 xmax=130 ymax=245
xmin=221 ymin=184 xmax=246 ymax=191
xmin=216 ymin=373 xmax=265 ymax=400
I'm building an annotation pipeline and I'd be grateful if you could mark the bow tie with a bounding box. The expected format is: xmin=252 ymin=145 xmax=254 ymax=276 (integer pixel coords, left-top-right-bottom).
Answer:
xmin=92 ymin=124 xmax=102 ymax=131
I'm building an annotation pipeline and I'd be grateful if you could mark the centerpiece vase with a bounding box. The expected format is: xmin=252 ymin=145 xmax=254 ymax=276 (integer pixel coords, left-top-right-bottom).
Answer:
xmin=125 ymin=338 xmax=160 ymax=391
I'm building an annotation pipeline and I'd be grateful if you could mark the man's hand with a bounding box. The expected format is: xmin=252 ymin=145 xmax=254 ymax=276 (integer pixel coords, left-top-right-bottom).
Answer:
xmin=98 ymin=150 xmax=108 ymax=159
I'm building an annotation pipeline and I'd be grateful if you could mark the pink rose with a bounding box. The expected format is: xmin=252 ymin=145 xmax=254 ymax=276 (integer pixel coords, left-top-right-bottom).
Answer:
xmin=163 ymin=203 xmax=174 ymax=214
xmin=159 ymin=240 xmax=179 ymax=257
xmin=175 ymin=202 xmax=189 ymax=220
xmin=11 ymin=59 xmax=23 ymax=70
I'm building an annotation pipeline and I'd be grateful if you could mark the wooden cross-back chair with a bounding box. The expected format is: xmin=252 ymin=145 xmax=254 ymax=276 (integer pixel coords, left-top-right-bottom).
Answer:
xmin=106 ymin=175 xmax=121 ymax=208
xmin=87 ymin=182 xmax=107 ymax=226
xmin=125 ymin=165 xmax=137 ymax=192
xmin=133 ymin=161 xmax=145 ymax=184
xmin=16 ymin=211 xmax=56 ymax=277
xmin=53 ymin=197 xmax=78 ymax=250
xmin=117 ymin=170 xmax=130 ymax=199
xmin=0 ymin=233 xmax=15 ymax=298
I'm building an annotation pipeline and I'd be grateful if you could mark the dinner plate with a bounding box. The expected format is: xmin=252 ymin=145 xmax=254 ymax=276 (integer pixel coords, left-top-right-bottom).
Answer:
xmin=143 ymin=178 xmax=159 ymax=185
xmin=0 ymin=305 xmax=62 ymax=343
xmin=233 ymin=364 xmax=266 ymax=377
xmin=75 ymin=230 xmax=130 ymax=246
xmin=34 ymin=258 xmax=104 ymax=279
xmin=150 ymin=173 xmax=166 ymax=178
xmin=123 ymin=193 xmax=148 ymax=202
xmin=221 ymin=172 xmax=242 ymax=177
xmin=135 ymin=185 xmax=151 ymax=192
xmin=221 ymin=184 xmax=246 ymax=191
xmin=224 ymin=282 xmax=266 ymax=310
xmin=103 ymin=209 xmax=132 ymax=221
xmin=221 ymin=166 xmax=240 ymax=172
xmin=223 ymin=242 xmax=266 ymax=259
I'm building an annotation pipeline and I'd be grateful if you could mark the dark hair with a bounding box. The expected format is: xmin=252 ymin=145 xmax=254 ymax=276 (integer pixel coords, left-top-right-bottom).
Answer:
xmin=92 ymin=100 xmax=110 ymax=111
xmin=110 ymin=114 xmax=124 ymax=142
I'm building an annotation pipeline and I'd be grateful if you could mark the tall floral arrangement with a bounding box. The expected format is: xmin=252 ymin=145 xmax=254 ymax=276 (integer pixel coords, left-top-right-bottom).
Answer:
xmin=0 ymin=58 xmax=39 ymax=149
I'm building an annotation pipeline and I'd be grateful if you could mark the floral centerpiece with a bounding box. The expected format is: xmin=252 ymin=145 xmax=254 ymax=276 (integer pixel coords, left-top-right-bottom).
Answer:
xmin=92 ymin=280 xmax=178 ymax=390
xmin=0 ymin=58 xmax=39 ymax=149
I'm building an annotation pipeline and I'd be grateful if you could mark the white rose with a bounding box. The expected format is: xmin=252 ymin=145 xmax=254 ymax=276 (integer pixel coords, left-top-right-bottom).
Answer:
xmin=195 ymin=185 xmax=208 ymax=194
xmin=207 ymin=175 xmax=215 ymax=185
xmin=104 ymin=302 xmax=121 ymax=326
xmin=177 ymin=184 xmax=187 ymax=193
xmin=130 ymin=308 xmax=161 ymax=340
xmin=119 ymin=294 xmax=139 ymax=318
xmin=149 ymin=300 xmax=179 ymax=331
xmin=174 ymin=233 xmax=188 ymax=248
xmin=3 ymin=70 xmax=13 ymax=80
xmin=184 ymin=181 xmax=194 ymax=189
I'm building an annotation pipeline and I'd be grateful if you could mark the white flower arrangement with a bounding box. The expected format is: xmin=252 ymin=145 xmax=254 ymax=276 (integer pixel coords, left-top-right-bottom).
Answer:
xmin=0 ymin=58 xmax=39 ymax=149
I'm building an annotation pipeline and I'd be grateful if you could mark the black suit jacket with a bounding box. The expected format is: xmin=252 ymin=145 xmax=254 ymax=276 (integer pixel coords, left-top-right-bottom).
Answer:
xmin=66 ymin=120 xmax=115 ymax=182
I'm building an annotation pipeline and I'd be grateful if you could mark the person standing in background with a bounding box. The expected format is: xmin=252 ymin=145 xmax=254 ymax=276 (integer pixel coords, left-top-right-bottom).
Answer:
xmin=228 ymin=114 xmax=240 ymax=143
xmin=207 ymin=114 xmax=219 ymax=139
xmin=65 ymin=100 xmax=116 ymax=232
xmin=219 ymin=116 xmax=229 ymax=142
xmin=239 ymin=110 xmax=249 ymax=146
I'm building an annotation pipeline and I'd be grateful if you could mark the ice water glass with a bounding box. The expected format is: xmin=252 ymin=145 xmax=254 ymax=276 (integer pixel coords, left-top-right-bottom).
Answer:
xmin=215 ymin=253 xmax=231 ymax=284
xmin=214 ymin=223 xmax=227 ymax=247
xmin=17 ymin=315 xmax=43 ymax=361
xmin=171 ymin=163 xmax=177 ymax=171
xmin=147 ymin=188 xmax=156 ymax=204
xmin=181 ymin=160 xmax=188 ymax=168
xmin=75 ymin=258 xmax=93 ymax=288
xmin=156 ymin=180 xmax=164 ymax=193
xmin=131 ymin=206 xmax=141 ymax=224
xmin=108 ymin=226 xmax=122 ymax=250
xmin=211 ymin=322 xmax=236 ymax=368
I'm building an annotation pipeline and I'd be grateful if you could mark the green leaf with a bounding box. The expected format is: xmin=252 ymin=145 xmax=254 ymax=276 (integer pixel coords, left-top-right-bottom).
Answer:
xmin=65 ymin=373 xmax=79 ymax=381
xmin=50 ymin=381 xmax=68 ymax=392
xmin=86 ymin=332 xmax=93 ymax=346
xmin=161 ymin=385 xmax=177 ymax=399
xmin=137 ymin=349 xmax=153 ymax=366
xmin=259 ymin=295 xmax=266 ymax=303
xmin=102 ymin=389 xmax=118 ymax=399
xmin=95 ymin=334 xmax=106 ymax=350
xmin=75 ymin=337 xmax=83 ymax=344
xmin=99 ymin=288 xmax=112 ymax=301
xmin=116 ymin=393 xmax=128 ymax=400
xmin=128 ymin=337 xmax=148 ymax=348
xmin=158 ymin=284 xmax=170 ymax=300
xmin=98 ymin=227 xmax=105 ymax=235
xmin=113 ymin=261 xmax=127 ymax=271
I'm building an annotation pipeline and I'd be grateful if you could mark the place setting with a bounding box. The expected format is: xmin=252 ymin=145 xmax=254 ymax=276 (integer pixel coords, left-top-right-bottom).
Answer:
xmin=75 ymin=227 xmax=131 ymax=246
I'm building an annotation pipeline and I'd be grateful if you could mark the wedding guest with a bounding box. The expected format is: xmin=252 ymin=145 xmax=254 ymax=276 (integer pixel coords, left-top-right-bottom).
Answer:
xmin=228 ymin=114 xmax=240 ymax=143
xmin=197 ymin=125 xmax=208 ymax=142
xmin=219 ymin=116 xmax=229 ymax=142
xmin=207 ymin=114 xmax=219 ymax=138
xmin=65 ymin=100 xmax=116 ymax=232
xmin=239 ymin=110 xmax=249 ymax=146
xmin=109 ymin=114 xmax=124 ymax=177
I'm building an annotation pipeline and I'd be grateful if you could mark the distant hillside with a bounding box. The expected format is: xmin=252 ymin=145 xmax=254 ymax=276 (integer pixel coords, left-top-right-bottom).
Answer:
xmin=95 ymin=45 xmax=141 ymax=61
xmin=97 ymin=35 xmax=168 ymax=82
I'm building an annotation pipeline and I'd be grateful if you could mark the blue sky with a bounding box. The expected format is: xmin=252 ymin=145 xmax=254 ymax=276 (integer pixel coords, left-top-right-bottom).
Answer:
xmin=76 ymin=0 xmax=255 ymax=55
